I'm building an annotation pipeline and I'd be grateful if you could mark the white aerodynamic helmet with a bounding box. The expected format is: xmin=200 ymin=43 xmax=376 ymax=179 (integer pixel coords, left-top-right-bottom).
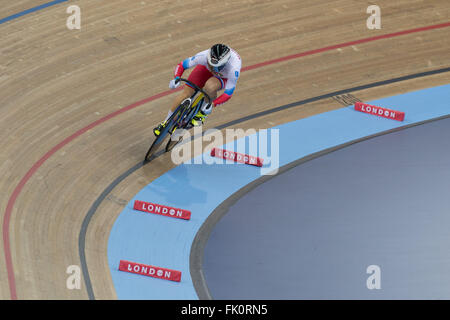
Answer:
xmin=207 ymin=44 xmax=231 ymax=71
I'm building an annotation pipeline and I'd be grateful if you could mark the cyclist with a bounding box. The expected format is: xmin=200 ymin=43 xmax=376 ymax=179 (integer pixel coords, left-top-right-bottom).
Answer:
xmin=153 ymin=43 xmax=242 ymax=136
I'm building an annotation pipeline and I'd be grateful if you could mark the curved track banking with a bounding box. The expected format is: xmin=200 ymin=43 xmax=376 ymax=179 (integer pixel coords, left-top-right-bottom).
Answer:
xmin=109 ymin=83 xmax=450 ymax=299
xmin=0 ymin=0 xmax=449 ymax=299
xmin=89 ymin=69 xmax=450 ymax=300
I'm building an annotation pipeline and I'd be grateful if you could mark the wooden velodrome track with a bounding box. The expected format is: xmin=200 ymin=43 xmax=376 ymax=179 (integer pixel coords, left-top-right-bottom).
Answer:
xmin=0 ymin=0 xmax=449 ymax=299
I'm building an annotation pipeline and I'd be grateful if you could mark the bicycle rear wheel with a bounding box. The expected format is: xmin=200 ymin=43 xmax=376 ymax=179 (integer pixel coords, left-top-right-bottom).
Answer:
xmin=164 ymin=94 xmax=205 ymax=153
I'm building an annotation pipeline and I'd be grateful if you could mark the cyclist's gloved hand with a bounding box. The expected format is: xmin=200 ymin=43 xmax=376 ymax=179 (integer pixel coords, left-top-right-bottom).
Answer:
xmin=169 ymin=77 xmax=181 ymax=89
xmin=213 ymin=93 xmax=231 ymax=106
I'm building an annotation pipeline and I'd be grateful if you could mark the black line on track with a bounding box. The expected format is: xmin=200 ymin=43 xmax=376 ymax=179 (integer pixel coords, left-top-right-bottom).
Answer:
xmin=78 ymin=162 xmax=143 ymax=300
xmin=79 ymin=67 xmax=450 ymax=299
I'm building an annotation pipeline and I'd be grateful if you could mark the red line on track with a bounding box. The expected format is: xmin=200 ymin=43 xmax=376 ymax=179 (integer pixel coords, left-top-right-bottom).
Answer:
xmin=242 ymin=22 xmax=450 ymax=71
xmin=3 ymin=21 xmax=450 ymax=299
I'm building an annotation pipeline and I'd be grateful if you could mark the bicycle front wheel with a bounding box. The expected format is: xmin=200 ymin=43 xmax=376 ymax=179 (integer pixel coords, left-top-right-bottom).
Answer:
xmin=144 ymin=102 xmax=190 ymax=162
xmin=145 ymin=134 xmax=165 ymax=162
xmin=165 ymin=130 xmax=184 ymax=152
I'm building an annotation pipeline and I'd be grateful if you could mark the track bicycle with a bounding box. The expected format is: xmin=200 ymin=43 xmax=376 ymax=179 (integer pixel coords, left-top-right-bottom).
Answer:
xmin=144 ymin=78 xmax=212 ymax=162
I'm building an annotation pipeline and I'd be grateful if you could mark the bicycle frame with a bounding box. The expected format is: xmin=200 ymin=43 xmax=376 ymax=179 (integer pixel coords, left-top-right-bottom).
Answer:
xmin=168 ymin=78 xmax=212 ymax=132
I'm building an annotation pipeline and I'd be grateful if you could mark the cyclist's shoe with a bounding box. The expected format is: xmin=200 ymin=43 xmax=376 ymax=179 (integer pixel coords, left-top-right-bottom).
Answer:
xmin=153 ymin=121 xmax=166 ymax=136
xmin=191 ymin=111 xmax=207 ymax=127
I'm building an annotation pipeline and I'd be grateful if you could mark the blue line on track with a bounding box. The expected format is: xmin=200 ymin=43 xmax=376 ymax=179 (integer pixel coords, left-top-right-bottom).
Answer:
xmin=0 ymin=0 xmax=69 ymax=25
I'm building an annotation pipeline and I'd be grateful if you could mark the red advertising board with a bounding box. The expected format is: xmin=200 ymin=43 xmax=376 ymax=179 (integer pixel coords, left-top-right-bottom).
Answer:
xmin=119 ymin=260 xmax=182 ymax=282
xmin=354 ymin=102 xmax=405 ymax=121
xmin=133 ymin=200 xmax=191 ymax=220
xmin=211 ymin=148 xmax=264 ymax=167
